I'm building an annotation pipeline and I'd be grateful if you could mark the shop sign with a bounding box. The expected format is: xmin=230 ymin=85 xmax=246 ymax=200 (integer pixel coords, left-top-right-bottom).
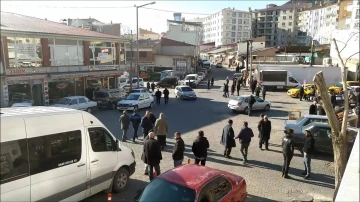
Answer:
xmin=8 ymin=68 xmax=34 ymax=75
xmin=139 ymin=71 xmax=150 ymax=79
xmin=88 ymin=72 xmax=122 ymax=78
xmin=176 ymin=61 xmax=187 ymax=67
xmin=5 ymin=75 xmax=47 ymax=81
xmin=89 ymin=65 xmax=117 ymax=71
xmin=98 ymin=53 xmax=109 ymax=60
xmin=51 ymin=73 xmax=88 ymax=80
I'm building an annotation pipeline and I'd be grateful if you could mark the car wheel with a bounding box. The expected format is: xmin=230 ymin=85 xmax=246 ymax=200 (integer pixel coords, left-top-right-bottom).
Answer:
xmin=112 ymin=168 xmax=129 ymax=193
xmin=133 ymin=105 xmax=138 ymax=111
xmin=111 ymin=103 xmax=116 ymax=110
xmin=175 ymin=94 xmax=178 ymax=98
xmin=149 ymin=102 xmax=153 ymax=109
xmin=264 ymin=104 xmax=270 ymax=111
xmin=86 ymin=108 xmax=92 ymax=114
xmin=243 ymin=107 xmax=249 ymax=114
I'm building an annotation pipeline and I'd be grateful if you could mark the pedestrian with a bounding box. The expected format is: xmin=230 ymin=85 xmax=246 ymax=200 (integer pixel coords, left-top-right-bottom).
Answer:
xmin=144 ymin=132 xmax=162 ymax=181
xmin=257 ymin=114 xmax=265 ymax=141
xmin=207 ymin=79 xmax=211 ymax=90
xmin=147 ymin=82 xmax=151 ymax=91
xmin=211 ymin=76 xmax=214 ymax=86
xmin=330 ymin=92 xmax=336 ymax=109
xmin=282 ymin=129 xmax=295 ymax=179
xmin=299 ymin=85 xmax=304 ymax=101
xmin=119 ymin=110 xmax=130 ymax=142
xmin=149 ymin=111 xmax=157 ymax=128
xmin=255 ymin=85 xmax=261 ymax=97
xmin=172 ymin=132 xmax=185 ymax=167
xmin=155 ymin=89 xmax=162 ymax=105
xmin=318 ymin=102 xmax=326 ymax=115
xmin=192 ymin=130 xmax=210 ymax=166
xmin=235 ymin=121 xmax=254 ymax=164
xmin=223 ymin=83 xmax=229 ymax=98
xmin=151 ymin=82 xmax=155 ymax=92
xmin=302 ymin=129 xmax=315 ymax=179
xmin=247 ymin=95 xmax=256 ymax=116
xmin=236 ymin=80 xmax=241 ymax=96
xmin=226 ymin=77 xmax=229 ymax=85
xmin=130 ymin=110 xmax=141 ymax=142
xmin=262 ymin=86 xmax=267 ymax=100
xmin=220 ymin=119 xmax=236 ymax=158
xmin=154 ymin=113 xmax=168 ymax=150
xmin=163 ymin=88 xmax=169 ymax=105
xmin=309 ymin=101 xmax=317 ymax=115
xmin=230 ymin=84 xmax=235 ymax=96
xmin=236 ymin=66 xmax=240 ymax=72
xmin=141 ymin=111 xmax=153 ymax=139
xmin=251 ymin=80 xmax=257 ymax=94
xmin=258 ymin=115 xmax=272 ymax=150
xmin=141 ymin=132 xmax=150 ymax=175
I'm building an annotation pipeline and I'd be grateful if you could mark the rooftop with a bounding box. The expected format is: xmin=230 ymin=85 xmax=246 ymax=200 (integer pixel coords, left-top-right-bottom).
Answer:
xmin=139 ymin=28 xmax=159 ymax=35
xmin=160 ymin=37 xmax=194 ymax=46
xmin=254 ymin=3 xmax=310 ymax=12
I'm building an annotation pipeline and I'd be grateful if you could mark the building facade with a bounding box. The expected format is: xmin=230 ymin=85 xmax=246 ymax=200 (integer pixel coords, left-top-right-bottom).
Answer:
xmin=139 ymin=28 xmax=161 ymax=40
xmin=252 ymin=3 xmax=312 ymax=47
xmin=202 ymin=8 xmax=252 ymax=47
xmin=0 ymin=12 xmax=129 ymax=107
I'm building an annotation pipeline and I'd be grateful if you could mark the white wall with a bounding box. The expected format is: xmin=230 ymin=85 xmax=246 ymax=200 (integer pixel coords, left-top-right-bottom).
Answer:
xmin=166 ymin=25 xmax=201 ymax=46
xmin=154 ymin=55 xmax=190 ymax=70
xmin=237 ymin=41 xmax=265 ymax=55
xmin=158 ymin=46 xmax=196 ymax=57
xmin=139 ymin=33 xmax=160 ymax=40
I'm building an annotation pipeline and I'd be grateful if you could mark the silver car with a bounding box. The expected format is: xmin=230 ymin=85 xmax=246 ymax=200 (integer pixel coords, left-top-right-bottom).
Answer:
xmin=174 ymin=85 xmax=197 ymax=100
xmin=284 ymin=114 xmax=328 ymax=135
xmin=228 ymin=95 xmax=271 ymax=114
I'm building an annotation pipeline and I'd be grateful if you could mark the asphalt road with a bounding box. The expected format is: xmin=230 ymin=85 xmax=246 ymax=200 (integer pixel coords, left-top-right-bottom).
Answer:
xmin=85 ymin=67 xmax=335 ymax=202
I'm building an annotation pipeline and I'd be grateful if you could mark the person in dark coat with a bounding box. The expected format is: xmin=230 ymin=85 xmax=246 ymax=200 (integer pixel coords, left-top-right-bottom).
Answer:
xmin=302 ymin=129 xmax=315 ymax=179
xmin=151 ymin=82 xmax=156 ymax=92
xmin=247 ymin=95 xmax=256 ymax=116
xmin=299 ymin=85 xmax=305 ymax=101
xmin=144 ymin=132 xmax=162 ymax=181
xmin=220 ymin=119 xmax=236 ymax=158
xmin=235 ymin=121 xmax=254 ymax=164
xmin=163 ymin=88 xmax=169 ymax=105
xmin=226 ymin=77 xmax=229 ymax=85
xmin=262 ymin=86 xmax=267 ymax=100
xmin=282 ymin=129 xmax=295 ymax=178
xmin=318 ymin=103 xmax=326 ymax=115
xmin=258 ymin=115 xmax=271 ymax=150
xmin=155 ymin=89 xmax=162 ymax=105
xmin=149 ymin=112 xmax=156 ymax=127
xmin=255 ymin=85 xmax=261 ymax=97
xmin=207 ymin=79 xmax=211 ymax=90
xmin=211 ymin=77 xmax=214 ymax=86
xmin=192 ymin=130 xmax=210 ymax=166
xmin=231 ymin=84 xmax=235 ymax=96
xmin=236 ymin=80 xmax=241 ymax=96
xmin=251 ymin=80 xmax=257 ymax=94
xmin=223 ymin=83 xmax=229 ymax=98
xmin=141 ymin=111 xmax=153 ymax=139
xmin=141 ymin=133 xmax=150 ymax=175
xmin=330 ymin=92 xmax=337 ymax=108
xmin=147 ymin=82 xmax=151 ymax=91
xmin=235 ymin=66 xmax=240 ymax=72
xmin=119 ymin=110 xmax=130 ymax=142
xmin=130 ymin=110 xmax=141 ymax=142
xmin=309 ymin=101 xmax=317 ymax=115
xmin=172 ymin=132 xmax=185 ymax=167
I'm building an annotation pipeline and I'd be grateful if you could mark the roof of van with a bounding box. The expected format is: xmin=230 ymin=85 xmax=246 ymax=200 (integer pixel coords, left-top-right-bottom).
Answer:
xmin=0 ymin=106 xmax=79 ymax=118
xmin=186 ymin=74 xmax=197 ymax=76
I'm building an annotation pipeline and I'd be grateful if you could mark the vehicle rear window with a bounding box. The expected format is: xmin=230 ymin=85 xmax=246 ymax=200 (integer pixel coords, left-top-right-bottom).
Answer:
xmin=134 ymin=178 xmax=196 ymax=202
xmin=95 ymin=92 xmax=108 ymax=98
xmin=181 ymin=87 xmax=193 ymax=92
xmin=296 ymin=116 xmax=306 ymax=123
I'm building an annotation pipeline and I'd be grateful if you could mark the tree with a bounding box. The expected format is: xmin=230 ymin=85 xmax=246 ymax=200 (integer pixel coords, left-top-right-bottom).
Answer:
xmin=312 ymin=38 xmax=350 ymax=189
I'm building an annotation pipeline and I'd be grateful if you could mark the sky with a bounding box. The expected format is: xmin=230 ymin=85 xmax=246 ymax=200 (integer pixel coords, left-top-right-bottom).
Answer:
xmin=1 ymin=0 xmax=288 ymax=34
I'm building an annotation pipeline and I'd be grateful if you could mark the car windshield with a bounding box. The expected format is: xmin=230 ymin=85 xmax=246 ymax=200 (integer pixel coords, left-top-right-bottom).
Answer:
xmin=295 ymin=116 xmax=306 ymax=123
xmin=125 ymin=94 xmax=140 ymax=100
xmin=57 ymin=98 xmax=71 ymax=105
xmin=94 ymin=92 xmax=108 ymax=98
xmin=185 ymin=76 xmax=195 ymax=80
xmin=181 ymin=87 xmax=193 ymax=92
xmin=197 ymin=73 xmax=203 ymax=76
xmin=134 ymin=178 xmax=196 ymax=202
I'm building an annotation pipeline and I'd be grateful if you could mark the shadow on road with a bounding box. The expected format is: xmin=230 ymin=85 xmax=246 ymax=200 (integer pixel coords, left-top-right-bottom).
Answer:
xmin=247 ymin=194 xmax=278 ymax=202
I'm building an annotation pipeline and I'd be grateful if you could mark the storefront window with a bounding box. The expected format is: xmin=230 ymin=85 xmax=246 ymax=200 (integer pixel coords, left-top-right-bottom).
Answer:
xmin=48 ymin=79 xmax=76 ymax=104
xmin=89 ymin=41 xmax=116 ymax=65
xmin=7 ymin=36 xmax=43 ymax=68
xmin=48 ymin=39 xmax=84 ymax=66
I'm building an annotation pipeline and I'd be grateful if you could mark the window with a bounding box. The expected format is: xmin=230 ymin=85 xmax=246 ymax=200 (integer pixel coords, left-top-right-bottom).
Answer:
xmin=0 ymin=139 xmax=29 ymax=185
xmin=232 ymin=19 xmax=236 ymax=24
xmin=78 ymin=98 xmax=87 ymax=103
xmin=198 ymin=177 xmax=232 ymax=201
xmin=314 ymin=128 xmax=331 ymax=139
xmin=231 ymin=32 xmax=236 ymax=37
xmin=288 ymin=22 xmax=292 ymax=26
xmin=27 ymin=130 xmax=82 ymax=175
xmin=283 ymin=16 xmax=286 ymax=20
xmin=282 ymin=22 xmax=285 ymax=26
xmin=232 ymin=12 xmax=236 ymax=17
xmin=289 ymin=16 xmax=293 ymax=20
xmin=7 ymin=37 xmax=42 ymax=68
xmin=88 ymin=128 xmax=116 ymax=152
xmin=139 ymin=51 xmax=147 ymax=58
xmin=89 ymin=41 xmax=116 ymax=65
xmin=70 ymin=99 xmax=78 ymax=105
xmin=48 ymin=39 xmax=84 ymax=66
xmin=232 ymin=25 xmax=236 ymax=30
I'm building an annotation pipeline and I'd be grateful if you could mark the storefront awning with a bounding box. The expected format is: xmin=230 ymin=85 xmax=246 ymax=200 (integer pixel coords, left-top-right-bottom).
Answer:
xmin=49 ymin=70 xmax=123 ymax=79
xmin=88 ymin=70 xmax=123 ymax=78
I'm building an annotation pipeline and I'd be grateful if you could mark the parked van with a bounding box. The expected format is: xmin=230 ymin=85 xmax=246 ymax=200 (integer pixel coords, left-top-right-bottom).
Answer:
xmin=0 ymin=107 xmax=136 ymax=201
xmin=118 ymin=76 xmax=128 ymax=88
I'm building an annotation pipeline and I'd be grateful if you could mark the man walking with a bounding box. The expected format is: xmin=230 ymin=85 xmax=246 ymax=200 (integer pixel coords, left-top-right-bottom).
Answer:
xmin=211 ymin=76 xmax=214 ymax=86
xmin=221 ymin=119 xmax=236 ymax=158
xmin=282 ymin=129 xmax=295 ymax=178
xmin=207 ymin=79 xmax=211 ymax=90
xmin=119 ymin=110 xmax=130 ymax=142
xmin=192 ymin=130 xmax=210 ymax=166
xmin=223 ymin=83 xmax=229 ymax=98
xmin=235 ymin=121 xmax=254 ymax=164
xmin=299 ymin=85 xmax=305 ymax=101
xmin=163 ymin=88 xmax=169 ymax=105
xmin=144 ymin=132 xmax=162 ymax=181
xmin=154 ymin=113 xmax=168 ymax=150
xmin=141 ymin=111 xmax=153 ymax=139
xmin=151 ymin=82 xmax=156 ymax=92
xmin=236 ymin=79 xmax=241 ymax=96
xmin=247 ymin=95 xmax=256 ymax=116
xmin=262 ymin=86 xmax=267 ymax=100
xmin=302 ymin=129 xmax=315 ymax=179
xmin=155 ymin=89 xmax=162 ymax=105
xmin=172 ymin=132 xmax=185 ymax=167
xmin=130 ymin=110 xmax=141 ymax=142
xmin=309 ymin=101 xmax=317 ymax=115
xmin=258 ymin=115 xmax=272 ymax=150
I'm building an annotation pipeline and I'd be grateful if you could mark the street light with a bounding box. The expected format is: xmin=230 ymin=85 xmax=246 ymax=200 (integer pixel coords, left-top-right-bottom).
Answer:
xmin=135 ymin=1 xmax=156 ymax=88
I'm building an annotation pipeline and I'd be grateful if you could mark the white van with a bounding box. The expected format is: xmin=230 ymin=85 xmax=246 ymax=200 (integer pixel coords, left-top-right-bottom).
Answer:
xmin=0 ymin=107 xmax=136 ymax=201
xmin=118 ymin=76 xmax=128 ymax=88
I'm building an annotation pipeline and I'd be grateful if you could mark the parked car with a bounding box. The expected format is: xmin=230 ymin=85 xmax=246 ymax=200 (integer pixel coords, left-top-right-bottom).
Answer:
xmin=287 ymin=84 xmax=313 ymax=98
xmin=11 ymin=102 xmax=33 ymax=107
xmin=52 ymin=96 xmax=97 ymax=113
xmin=121 ymin=84 xmax=144 ymax=92
xmin=117 ymin=92 xmax=154 ymax=111
xmin=284 ymin=114 xmax=328 ymax=135
xmin=183 ymin=74 xmax=200 ymax=88
xmin=126 ymin=77 xmax=144 ymax=86
xmin=228 ymin=95 xmax=271 ymax=114
xmin=328 ymin=81 xmax=359 ymax=95
xmin=216 ymin=62 xmax=222 ymax=68
xmin=130 ymin=87 xmax=152 ymax=94
xmin=134 ymin=164 xmax=247 ymax=202
xmin=157 ymin=77 xmax=179 ymax=89
xmin=292 ymin=122 xmax=358 ymax=154
xmin=174 ymin=85 xmax=197 ymax=100
xmin=9 ymin=93 xmax=33 ymax=106
xmin=93 ymin=89 xmax=126 ymax=109
xmin=197 ymin=72 xmax=206 ymax=81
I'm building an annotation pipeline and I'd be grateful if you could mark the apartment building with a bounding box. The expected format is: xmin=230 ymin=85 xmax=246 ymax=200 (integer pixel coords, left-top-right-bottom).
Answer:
xmin=252 ymin=3 xmax=312 ymax=47
xmin=348 ymin=0 xmax=360 ymax=29
xmin=297 ymin=3 xmax=339 ymax=45
xmin=202 ymin=8 xmax=252 ymax=47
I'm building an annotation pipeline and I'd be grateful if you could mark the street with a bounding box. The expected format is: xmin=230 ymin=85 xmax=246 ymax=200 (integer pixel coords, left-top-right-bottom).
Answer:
xmin=85 ymin=67 xmax=335 ymax=202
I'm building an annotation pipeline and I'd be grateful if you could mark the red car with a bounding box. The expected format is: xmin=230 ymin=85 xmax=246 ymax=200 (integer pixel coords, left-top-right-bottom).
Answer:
xmin=133 ymin=164 xmax=247 ymax=202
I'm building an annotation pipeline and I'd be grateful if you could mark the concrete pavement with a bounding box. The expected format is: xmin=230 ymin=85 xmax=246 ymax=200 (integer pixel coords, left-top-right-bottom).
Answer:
xmin=86 ymin=67 xmax=335 ymax=202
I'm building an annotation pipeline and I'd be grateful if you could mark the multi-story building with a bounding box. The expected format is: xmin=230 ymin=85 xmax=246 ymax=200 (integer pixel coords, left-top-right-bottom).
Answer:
xmin=297 ymin=3 xmax=339 ymax=45
xmin=202 ymin=8 xmax=252 ymax=46
xmin=65 ymin=18 xmax=122 ymax=37
xmin=252 ymin=3 xmax=312 ymax=47
xmin=338 ymin=0 xmax=359 ymax=29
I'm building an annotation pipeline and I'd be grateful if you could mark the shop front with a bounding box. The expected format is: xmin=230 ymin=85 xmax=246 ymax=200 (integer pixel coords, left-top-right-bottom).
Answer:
xmin=87 ymin=65 xmax=123 ymax=89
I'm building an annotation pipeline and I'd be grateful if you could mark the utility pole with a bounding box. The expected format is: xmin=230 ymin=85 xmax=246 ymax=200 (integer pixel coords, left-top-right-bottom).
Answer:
xmin=246 ymin=41 xmax=249 ymax=72
xmin=129 ymin=30 xmax=133 ymax=91
xmin=310 ymin=39 xmax=315 ymax=67
xmin=357 ymin=64 xmax=360 ymax=127
xmin=249 ymin=40 xmax=253 ymax=85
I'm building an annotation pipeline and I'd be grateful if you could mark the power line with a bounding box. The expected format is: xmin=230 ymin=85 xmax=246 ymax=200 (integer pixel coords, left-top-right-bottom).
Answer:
xmin=141 ymin=7 xmax=211 ymax=15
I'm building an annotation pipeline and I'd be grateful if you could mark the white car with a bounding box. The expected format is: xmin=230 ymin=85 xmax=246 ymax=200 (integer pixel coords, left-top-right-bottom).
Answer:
xmin=183 ymin=74 xmax=200 ymax=87
xmin=197 ymin=72 xmax=206 ymax=81
xmin=126 ymin=77 xmax=144 ymax=86
xmin=117 ymin=92 xmax=154 ymax=111
xmin=52 ymin=96 xmax=97 ymax=113
xmin=174 ymin=85 xmax=197 ymax=100
xmin=121 ymin=84 xmax=144 ymax=92
xmin=11 ymin=102 xmax=33 ymax=107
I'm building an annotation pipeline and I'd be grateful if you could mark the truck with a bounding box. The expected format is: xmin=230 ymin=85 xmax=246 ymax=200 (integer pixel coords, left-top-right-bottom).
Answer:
xmin=258 ymin=70 xmax=300 ymax=90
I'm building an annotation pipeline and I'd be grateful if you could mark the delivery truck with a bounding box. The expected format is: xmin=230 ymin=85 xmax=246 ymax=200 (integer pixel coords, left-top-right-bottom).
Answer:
xmin=258 ymin=70 xmax=300 ymax=90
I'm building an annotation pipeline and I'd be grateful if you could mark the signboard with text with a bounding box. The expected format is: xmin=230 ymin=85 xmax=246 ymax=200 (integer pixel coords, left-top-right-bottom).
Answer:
xmin=89 ymin=65 xmax=117 ymax=71
xmin=176 ymin=61 xmax=187 ymax=67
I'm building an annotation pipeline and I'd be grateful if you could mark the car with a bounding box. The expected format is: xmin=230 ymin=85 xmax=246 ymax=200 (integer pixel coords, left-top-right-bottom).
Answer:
xmin=117 ymin=92 xmax=154 ymax=111
xmin=287 ymin=84 xmax=313 ymax=98
xmin=133 ymin=164 xmax=247 ymax=202
xmin=126 ymin=77 xmax=144 ymax=86
xmin=121 ymin=84 xmax=144 ymax=92
xmin=197 ymin=72 xmax=206 ymax=81
xmin=216 ymin=62 xmax=222 ymax=68
xmin=183 ymin=74 xmax=200 ymax=88
xmin=130 ymin=87 xmax=151 ymax=94
xmin=174 ymin=85 xmax=197 ymax=100
xmin=9 ymin=93 xmax=33 ymax=106
xmin=52 ymin=96 xmax=97 ymax=113
xmin=11 ymin=101 xmax=33 ymax=107
xmin=93 ymin=89 xmax=126 ymax=109
xmin=156 ymin=77 xmax=179 ymax=89
xmin=233 ymin=72 xmax=243 ymax=79
xmin=328 ymin=81 xmax=360 ymax=95
xmin=284 ymin=114 xmax=328 ymax=135
xmin=228 ymin=95 xmax=271 ymax=114
xmin=292 ymin=122 xmax=358 ymax=154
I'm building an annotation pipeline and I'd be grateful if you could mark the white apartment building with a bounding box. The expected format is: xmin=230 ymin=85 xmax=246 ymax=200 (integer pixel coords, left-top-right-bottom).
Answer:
xmin=347 ymin=0 xmax=360 ymax=29
xmin=202 ymin=8 xmax=252 ymax=47
xmin=297 ymin=3 xmax=339 ymax=45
